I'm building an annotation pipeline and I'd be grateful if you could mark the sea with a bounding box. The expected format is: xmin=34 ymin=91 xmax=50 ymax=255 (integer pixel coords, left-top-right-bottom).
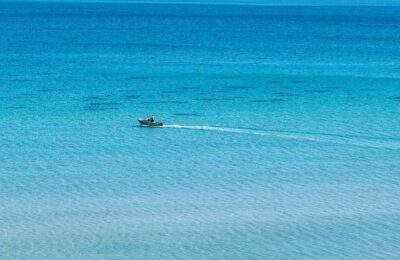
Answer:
xmin=1 ymin=2 xmax=400 ymax=259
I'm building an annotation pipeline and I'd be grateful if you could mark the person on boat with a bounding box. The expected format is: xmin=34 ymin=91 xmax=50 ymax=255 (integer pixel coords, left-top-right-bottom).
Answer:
xmin=148 ymin=115 xmax=155 ymax=122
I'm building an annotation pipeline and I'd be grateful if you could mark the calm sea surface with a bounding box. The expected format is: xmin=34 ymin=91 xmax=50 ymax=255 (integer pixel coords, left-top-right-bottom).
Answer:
xmin=1 ymin=2 xmax=400 ymax=259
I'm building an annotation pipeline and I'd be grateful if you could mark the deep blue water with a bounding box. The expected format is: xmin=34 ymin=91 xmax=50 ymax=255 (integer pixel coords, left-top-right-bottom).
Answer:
xmin=1 ymin=2 xmax=400 ymax=259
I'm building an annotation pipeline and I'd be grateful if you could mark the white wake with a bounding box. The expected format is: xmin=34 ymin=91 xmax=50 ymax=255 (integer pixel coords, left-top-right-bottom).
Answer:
xmin=163 ymin=125 xmax=400 ymax=150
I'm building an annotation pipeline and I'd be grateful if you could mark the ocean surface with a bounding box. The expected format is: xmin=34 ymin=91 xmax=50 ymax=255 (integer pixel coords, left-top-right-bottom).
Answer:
xmin=1 ymin=2 xmax=400 ymax=259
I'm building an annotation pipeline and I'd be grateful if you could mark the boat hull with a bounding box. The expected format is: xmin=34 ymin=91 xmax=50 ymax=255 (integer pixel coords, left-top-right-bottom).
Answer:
xmin=138 ymin=119 xmax=163 ymax=127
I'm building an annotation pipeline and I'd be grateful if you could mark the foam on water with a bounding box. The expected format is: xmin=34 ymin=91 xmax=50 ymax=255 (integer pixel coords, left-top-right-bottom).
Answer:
xmin=164 ymin=125 xmax=400 ymax=150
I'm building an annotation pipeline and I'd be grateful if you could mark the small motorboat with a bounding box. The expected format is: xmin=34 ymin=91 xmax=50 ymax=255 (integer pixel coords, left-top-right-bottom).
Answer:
xmin=138 ymin=118 xmax=163 ymax=127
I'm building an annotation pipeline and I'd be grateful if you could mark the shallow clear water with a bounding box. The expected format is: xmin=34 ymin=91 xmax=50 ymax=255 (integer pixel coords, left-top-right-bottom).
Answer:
xmin=1 ymin=2 xmax=400 ymax=259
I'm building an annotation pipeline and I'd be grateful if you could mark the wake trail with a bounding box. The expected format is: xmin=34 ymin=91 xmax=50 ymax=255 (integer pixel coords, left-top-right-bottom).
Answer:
xmin=163 ymin=125 xmax=400 ymax=150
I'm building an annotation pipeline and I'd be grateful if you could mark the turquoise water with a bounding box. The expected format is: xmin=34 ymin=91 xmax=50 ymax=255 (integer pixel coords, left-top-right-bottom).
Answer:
xmin=1 ymin=2 xmax=400 ymax=259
